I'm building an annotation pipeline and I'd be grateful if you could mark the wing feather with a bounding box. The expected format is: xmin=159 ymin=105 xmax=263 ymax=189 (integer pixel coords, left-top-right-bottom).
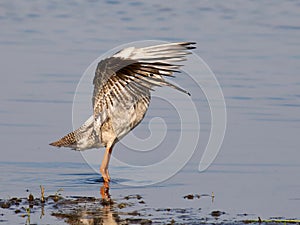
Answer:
xmin=92 ymin=42 xmax=196 ymax=121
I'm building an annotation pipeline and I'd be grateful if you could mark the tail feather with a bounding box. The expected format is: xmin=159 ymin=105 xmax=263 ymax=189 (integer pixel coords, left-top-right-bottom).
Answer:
xmin=50 ymin=116 xmax=101 ymax=150
xmin=49 ymin=131 xmax=77 ymax=148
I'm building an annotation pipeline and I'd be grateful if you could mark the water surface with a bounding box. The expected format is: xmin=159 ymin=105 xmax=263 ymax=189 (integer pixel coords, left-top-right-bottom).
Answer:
xmin=1 ymin=0 xmax=300 ymax=224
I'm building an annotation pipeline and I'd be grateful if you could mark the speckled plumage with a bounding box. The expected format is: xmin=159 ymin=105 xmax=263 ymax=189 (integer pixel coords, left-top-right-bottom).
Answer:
xmin=50 ymin=42 xmax=196 ymax=176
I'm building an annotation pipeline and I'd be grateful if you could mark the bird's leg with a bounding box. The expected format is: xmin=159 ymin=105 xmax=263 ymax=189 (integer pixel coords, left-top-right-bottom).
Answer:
xmin=100 ymin=146 xmax=113 ymax=183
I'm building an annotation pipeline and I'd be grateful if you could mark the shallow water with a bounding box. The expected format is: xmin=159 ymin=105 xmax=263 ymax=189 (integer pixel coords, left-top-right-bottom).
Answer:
xmin=1 ymin=0 xmax=300 ymax=224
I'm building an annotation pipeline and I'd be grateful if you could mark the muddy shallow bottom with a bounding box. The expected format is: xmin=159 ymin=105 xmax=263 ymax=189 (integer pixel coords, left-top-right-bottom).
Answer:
xmin=1 ymin=186 xmax=299 ymax=225
xmin=1 ymin=161 xmax=300 ymax=224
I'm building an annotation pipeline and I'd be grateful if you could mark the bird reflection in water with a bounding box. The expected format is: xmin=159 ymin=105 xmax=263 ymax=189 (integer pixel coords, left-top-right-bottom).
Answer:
xmin=100 ymin=181 xmax=111 ymax=202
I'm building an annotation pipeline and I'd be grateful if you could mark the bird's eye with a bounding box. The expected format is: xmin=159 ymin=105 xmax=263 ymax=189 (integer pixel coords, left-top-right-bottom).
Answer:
xmin=149 ymin=73 xmax=154 ymax=77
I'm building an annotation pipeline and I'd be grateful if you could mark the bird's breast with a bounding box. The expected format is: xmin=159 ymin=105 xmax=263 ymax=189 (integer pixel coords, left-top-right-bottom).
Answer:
xmin=101 ymin=96 xmax=150 ymax=144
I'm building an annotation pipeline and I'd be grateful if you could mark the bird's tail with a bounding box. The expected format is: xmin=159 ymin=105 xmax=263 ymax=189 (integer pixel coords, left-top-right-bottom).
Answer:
xmin=50 ymin=116 xmax=101 ymax=150
xmin=49 ymin=131 xmax=77 ymax=148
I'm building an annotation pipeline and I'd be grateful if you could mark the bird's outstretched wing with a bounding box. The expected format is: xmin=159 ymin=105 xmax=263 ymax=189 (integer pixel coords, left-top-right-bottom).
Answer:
xmin=92 ymin=42 xmax=196 ymax=121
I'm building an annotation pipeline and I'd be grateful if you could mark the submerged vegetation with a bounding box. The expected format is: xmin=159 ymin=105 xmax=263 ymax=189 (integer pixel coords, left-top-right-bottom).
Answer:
xmin=0 ymin=187 xmax=299 ymax=224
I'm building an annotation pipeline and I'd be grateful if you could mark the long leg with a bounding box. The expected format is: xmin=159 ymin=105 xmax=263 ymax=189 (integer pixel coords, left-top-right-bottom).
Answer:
xmin=100 ymin=146 xmax=113 ymax=183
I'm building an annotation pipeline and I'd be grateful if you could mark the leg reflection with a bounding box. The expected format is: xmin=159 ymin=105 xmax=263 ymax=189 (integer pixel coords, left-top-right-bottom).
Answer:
xmin=52 ymin=181 xmax=117 ymax=224
xmin=100 ymin=181 xmax=111 ymax=202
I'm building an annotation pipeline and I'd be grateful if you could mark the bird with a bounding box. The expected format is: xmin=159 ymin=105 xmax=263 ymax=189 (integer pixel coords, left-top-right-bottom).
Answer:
xmin=50 ymin=42 xmax=196 ymax=183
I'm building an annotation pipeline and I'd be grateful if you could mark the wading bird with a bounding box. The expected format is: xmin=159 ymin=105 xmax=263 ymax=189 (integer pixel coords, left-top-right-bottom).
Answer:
xmin=50 ymin=42 xmax=196 ymax=183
